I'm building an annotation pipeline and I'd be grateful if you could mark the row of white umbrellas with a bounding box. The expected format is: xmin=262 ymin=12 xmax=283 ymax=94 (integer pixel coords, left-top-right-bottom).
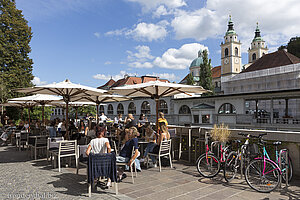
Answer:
xmin=3 ymin=79 xmax=209 ymax=132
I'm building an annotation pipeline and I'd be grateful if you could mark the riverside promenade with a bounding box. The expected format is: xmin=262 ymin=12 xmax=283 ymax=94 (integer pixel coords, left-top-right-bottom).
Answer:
xmin=0 ymin=145 xmax=299 ymax=200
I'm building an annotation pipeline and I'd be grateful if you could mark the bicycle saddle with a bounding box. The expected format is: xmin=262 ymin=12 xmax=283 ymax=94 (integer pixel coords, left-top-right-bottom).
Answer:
xmin=273 ymin=141 xmax=281 ymax=145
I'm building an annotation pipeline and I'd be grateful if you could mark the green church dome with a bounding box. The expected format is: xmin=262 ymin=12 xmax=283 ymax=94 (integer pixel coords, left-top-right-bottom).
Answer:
xmin=190 ymin=50 xmax=204 ymax=68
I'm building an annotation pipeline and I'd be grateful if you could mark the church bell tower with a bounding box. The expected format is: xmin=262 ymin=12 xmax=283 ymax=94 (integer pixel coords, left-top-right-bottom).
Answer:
xmin=248 ymin=23 xmax=268 ymax=63
xmin=220 ymin=16 xmax=242 ymax=77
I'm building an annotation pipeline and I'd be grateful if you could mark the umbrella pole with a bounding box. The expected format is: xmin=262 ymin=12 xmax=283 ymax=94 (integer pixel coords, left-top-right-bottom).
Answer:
xmin=96 ymin=103 xmax=99 ymax=124
xmin=156 ymin=99 xmax=159 ymax=132
xmin=66 ymin=101 xmax=69 ymax=139
xmin=42 ymin=105 xmax=45 ymax=125
xmin=75 ymin=107 xmax=78 ymax=124
xmin=28 ymin=107 xmax=31 ymax=127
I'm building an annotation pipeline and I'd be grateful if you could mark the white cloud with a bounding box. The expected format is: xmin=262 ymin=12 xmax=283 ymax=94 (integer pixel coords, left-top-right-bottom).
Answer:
xmin=146 ymin=72 xmax=179 ymax=81
xmin=170 ymin=0 xmax=300 ymax=52
xmin=93 ymin=71 xmax=137 ymax=81
xmin=127 ymin=45 xmax=154 ymax=62
xmin=104 ymin=61 xmax=111 ymax=65
xmin=105 ymin=22 xmax=168 ymax=41
xmin=32 ymin=77 xmax=47 ymax=86
xmin=93 ymin=70 xmax=179 ymax=82
xmin=94 ymin=32 xmax=100 ymax=38
xmin=153 ymin=43 xmax=208 ymax=70
xmin=127 ymin=45 xmax=154 ymax=68
xmin=153 ymin=5 xmax=169 ymax=18
xmin=128 ymin=62 xmax=153 ymax=68
xmin=126 ymin=0 xmax=186 ymax=12
xmin=129 ymin=22 xmax=167 ymax=41
xmin=171 ymin=8 xmax=223 ymax=41
xmin=105 ymin=28 xmax=127 ymax=36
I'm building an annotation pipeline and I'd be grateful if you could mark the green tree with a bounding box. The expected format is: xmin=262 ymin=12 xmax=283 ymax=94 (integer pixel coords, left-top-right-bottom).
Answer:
xmin=70 ymin=106 xmax=96 ymax=119
xmin=287 ymin=37 xmax=300 ymax=58
xmin=278 ymin=37 xmax=300 ymax=58
xmin=186 ymin=73 xmax=195 ymax=85
xmin=199 ymin=50 xmax=214 ymax=94
xmin=0 ymin=0 xmax=34 ymax=119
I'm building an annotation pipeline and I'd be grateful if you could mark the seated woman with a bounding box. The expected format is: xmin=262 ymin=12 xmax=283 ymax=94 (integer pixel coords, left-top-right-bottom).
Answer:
xmin=148 ymin=122 xmax=170 ymax=166
xmin=141 ymin=123 xmax=156 ymax=164
xmin=86 ymin=126 xmax=112 ymax=187
xmin=116 ymin=127 xmax=141 ymax=180
xmin=86 ymin=122 xmax=97 ymax=138
xmin=137 ymin=114 xmax=148 ymax=137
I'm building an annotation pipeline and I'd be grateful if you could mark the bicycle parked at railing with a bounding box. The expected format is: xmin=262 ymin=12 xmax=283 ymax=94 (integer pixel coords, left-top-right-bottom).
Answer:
xmin=224 ymin=132 xmax=260 ymax=182
xmin=196 ymin=132 xmax=231 ymax=178
xmin=245 ymin=134 xmax=293 ymax=193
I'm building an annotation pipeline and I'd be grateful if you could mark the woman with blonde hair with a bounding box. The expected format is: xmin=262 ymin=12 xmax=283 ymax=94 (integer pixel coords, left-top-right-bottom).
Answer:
xmin=148 ymin=122 xmax=170 ymax=166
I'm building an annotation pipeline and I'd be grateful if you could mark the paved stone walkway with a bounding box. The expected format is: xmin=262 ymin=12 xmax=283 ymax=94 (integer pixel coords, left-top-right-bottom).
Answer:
xmin=1 ymin=145 xmax=300 ymax=200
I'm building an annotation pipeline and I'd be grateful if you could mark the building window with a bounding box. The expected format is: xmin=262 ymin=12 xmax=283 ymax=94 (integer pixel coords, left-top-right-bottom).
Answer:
xmin=194 ymin=115 xmax=199 ymax=124
xmin=117 ymin=103 xmax=124 ymax=114
xmin=128 ymin=102 xmax=136 ymax=114
xmin=99 ymin=105 xmax=105 ymax=114
xmin=215 ymin=82 xmax=218 ymax=88
xmin=252 ymin=53 xmax=256 ymax=61
xmin=218 ymin=103 xmax=236 ymax=114
xmin=202 ymin=115 xmax=210 ymax=123
xmin=225 ymin=48 xmax=229 ymax=57
xmin=158 ymin=100 xmax=168 ymax=114
xmin=179 ymin=105 xmax=191 ymax=114
xmin=235 ymin=47 xmax=238 ymax=56
xmin=141 ymin=101 xmax=151 ymax=114
xmin=107 ymin=104 xmax=113 ymax=115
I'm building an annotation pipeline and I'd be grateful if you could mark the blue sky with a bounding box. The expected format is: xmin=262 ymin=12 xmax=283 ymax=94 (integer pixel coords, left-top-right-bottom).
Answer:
xmin=15 ymin=0 xmax=300 ymax=87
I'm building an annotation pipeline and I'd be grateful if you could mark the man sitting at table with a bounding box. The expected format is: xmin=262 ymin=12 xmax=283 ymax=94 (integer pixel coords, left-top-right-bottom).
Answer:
xmin=116 ymin=127 xmax=141 ymax=180
xmin=86 ymin=126 xmax=112 ymax=187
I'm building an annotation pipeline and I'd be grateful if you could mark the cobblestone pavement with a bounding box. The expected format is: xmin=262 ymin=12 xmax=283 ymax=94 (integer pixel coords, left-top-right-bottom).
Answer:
xmin=1 ymin=145 xmax=300 ymax=200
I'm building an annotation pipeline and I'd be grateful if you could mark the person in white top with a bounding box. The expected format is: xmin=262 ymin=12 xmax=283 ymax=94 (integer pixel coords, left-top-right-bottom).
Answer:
xmin=99 ymin=112 xmax=108 ymax=123
xmin=86 ymin=126 xmax=112 ymax=187
xmin=86 ymin=126 xmax=111 ymax=154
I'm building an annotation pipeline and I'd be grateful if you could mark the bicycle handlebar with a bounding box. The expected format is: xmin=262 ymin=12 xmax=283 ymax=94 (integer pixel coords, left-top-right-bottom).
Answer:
xmin=238 ymin=132 xmax=267 ymax=138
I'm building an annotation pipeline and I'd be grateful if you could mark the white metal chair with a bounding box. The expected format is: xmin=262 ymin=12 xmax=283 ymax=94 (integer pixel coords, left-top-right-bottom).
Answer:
xmin=147 ymin=139 xmax=172 ymax=172
xmin=114 ymin=141 xmax=138 ymax=184
xmin=47 ymin=137 xmax=64 ymax=161
xmin=50 ymin=140 xmax=78 ymax=172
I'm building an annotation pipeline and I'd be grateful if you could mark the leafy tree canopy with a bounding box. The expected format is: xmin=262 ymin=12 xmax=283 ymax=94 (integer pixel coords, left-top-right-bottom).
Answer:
xmin=278 ymin=36 xmax=300 ymax=58
xmin=199 ymin=50 xmax=214 ymax=94
xmin=0 ymin=0 xmax=34 ymax=102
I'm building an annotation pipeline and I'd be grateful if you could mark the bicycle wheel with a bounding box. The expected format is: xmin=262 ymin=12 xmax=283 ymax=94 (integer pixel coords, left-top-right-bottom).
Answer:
xmin=245 ymin=159 xmax=281 ymax=193
xmin=224 ymin=151 xmax=239 ymax=182
xmin=196 ymin=153 xmax=220 ymax=178
xmin=280 ymin=154 xmax=293 ymax=182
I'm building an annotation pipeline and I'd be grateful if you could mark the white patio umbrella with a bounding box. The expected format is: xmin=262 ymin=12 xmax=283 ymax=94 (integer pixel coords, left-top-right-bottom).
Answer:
xmin=1 ymin=101 xmax=52 ymax=125
xmin=51 ymin=101 xmax=97 ymax=122
xmin=72 ymin=94 xmax=131 ymax=123
xmin=9 ymin=94 xmax=62 ymax=124
xmin=111 ymin=80 xmax=209 ymax=129
xmin=17 ymin=79 xmax=108 ymax=134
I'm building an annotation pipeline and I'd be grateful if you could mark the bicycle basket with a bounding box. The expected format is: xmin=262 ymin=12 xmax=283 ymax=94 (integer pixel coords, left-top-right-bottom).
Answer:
xmin=247 ymin=143 xmax=259 ymax=156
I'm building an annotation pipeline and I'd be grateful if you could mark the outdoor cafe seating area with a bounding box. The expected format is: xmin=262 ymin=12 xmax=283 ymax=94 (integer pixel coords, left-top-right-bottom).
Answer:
xmin=0 ymin=117 xmax=178 ymax=197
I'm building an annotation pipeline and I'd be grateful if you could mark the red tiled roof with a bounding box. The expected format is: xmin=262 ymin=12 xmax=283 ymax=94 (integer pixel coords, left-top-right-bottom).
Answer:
xmin=179 ymin=74 xmax=190 ymax=83
xmin=97 ymin=79 xmax=115 ymax=89
xmin=212 ymin=66 xmax=221 ymax=78
xmin=101 ymin=76 xmax=169 ymax=88
xmin=242 ymin=50 xmax=300 ymax=73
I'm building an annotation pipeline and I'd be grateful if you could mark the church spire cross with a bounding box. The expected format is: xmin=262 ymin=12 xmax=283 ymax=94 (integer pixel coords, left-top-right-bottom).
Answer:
xmin=254 ymin=22 xmax=261 ymax=39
